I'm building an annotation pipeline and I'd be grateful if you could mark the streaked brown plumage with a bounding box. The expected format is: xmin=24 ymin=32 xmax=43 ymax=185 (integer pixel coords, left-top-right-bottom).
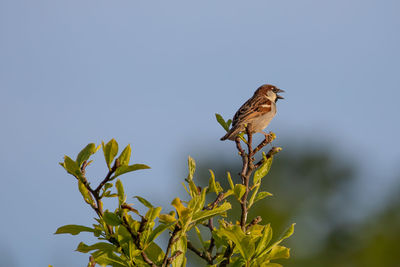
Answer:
xmin=220 ymin=84 xmax=284 ymax=141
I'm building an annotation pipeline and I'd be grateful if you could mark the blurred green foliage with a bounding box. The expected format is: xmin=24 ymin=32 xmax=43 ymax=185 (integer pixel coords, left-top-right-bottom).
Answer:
xmin=189 ymin=144 xmax=400 ymax=267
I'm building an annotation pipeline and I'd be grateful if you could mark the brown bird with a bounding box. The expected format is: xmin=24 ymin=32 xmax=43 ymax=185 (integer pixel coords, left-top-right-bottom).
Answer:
xmin=220 ymin=84 xmax=285 ymax=141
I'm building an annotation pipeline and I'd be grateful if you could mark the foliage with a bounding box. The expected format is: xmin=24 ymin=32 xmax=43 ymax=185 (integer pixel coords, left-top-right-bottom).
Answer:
xmin=55 ymin=115 xmax=294 ymax=266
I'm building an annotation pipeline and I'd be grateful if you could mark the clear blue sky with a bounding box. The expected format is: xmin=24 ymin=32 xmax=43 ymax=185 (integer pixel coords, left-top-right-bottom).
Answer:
xmin=1 ymin=1 xmax=399 ymax=266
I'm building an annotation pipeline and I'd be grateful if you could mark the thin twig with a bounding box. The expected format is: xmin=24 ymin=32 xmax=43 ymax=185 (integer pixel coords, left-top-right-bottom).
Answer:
xmin=122 ymin=216 xmax=157 ymax=267
xmin=187 ymin=241 xmax=213 ymax=264
xmin=205 ymin=193 xmax=224 ymax=210
xmin=167 ymin=251 xmax=183 ymax=265
xmin=162 ymin=225 xmax=181 ymax=266
xmin=220 ymin=244 xmax=234 ymax=267
xmin=253 ymin=133 xmax=273 ymax=155
xmin=246 ymin=216 xmax=262 ymax=231
xmin=88 ymin=256 xmax=96 ymax=267
xmin=94 ymin=159 xmax=120 ymax=195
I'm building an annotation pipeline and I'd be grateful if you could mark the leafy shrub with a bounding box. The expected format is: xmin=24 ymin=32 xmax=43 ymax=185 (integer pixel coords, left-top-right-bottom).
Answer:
xmin=55 ymin=115 xmax=294 ymax=267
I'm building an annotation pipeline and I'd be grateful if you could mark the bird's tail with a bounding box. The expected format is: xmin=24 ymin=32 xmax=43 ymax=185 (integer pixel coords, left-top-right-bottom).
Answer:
xmin=220 ymin=127 xmax=241 ymax=141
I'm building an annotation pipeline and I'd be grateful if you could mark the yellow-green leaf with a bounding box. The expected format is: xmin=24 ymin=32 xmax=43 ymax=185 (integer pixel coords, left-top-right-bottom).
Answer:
xmin=54 ymin=224 xmax=95 ymax=235
xmin=253 ymin=191 xmax=273 ymax=205
xmin=208 ymin=170 xmax=222 ymax=195
xmin=192 ymin=202 xmax=231 ymax=224
xmin=76 ymin=143 xmax=99 ymax=167
xmin=78 ymin=181 xmax=94 ymax=205
xmin=268 ymin=245 xmax=290 ymax=260
xmin=113 ymin=164 xmax=150 ymax=179
xmin=253 ymin=153 xmax=273 ymax=185
xmin=234 ymin=184 xmax=246 ymax=201
xmin=254 ymin=224 xmax=273 ymax=257
xmin=134 ymin=196 xmax=153 ymax=208
xmin=215 ymin=113 xmax=230 ymax=132
xmin=227 ymin=172 xmax=234 ymax=190
xmin=187 ymin=156 xmax=196 ymax=181
xmin=115 ymin=179 xmax=125 ymax=205
xmin=159 ymin=214 xmax=176 ymax=224
xmin=102 ymin=139 xmax=119 ymax=170
xmin=61 ymin=156 xmax=81 ymax=177
xmin=103 ymin=211 xmax=122 ymax=226
xmin=118 ymin=144 xmax=131 ymax=166
xmin=218 ymin=224 xmax=255 ymax=260
xmin=76 ymin=241 xmax=116 ymax=253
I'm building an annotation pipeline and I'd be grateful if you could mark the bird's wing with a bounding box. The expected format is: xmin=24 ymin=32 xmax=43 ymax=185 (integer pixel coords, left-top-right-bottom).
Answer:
xmin=232 ymin=96 xmax=272 ymax=127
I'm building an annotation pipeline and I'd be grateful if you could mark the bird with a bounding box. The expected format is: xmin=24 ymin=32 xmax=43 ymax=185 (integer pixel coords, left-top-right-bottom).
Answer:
xmin=220 ymin=84 xmax=285 ymax=141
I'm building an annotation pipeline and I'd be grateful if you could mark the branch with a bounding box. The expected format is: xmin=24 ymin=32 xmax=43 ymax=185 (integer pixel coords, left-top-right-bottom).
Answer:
xmin=239 ymin=127 xmax=254 ymax=231
xmin=220 ymin=243 xmax=234 ymax=267
xmin=88 ymin=256 xmax=96 ymax=267
xmin=187 ymin=241 xmax=213 ymax=264
xmin=162 ymin=225 xmax=181 ymax=266
xmin=122 ymin=216 xmax=158 ymax=267
xmin=246 ymin=216 xmax=262 ymax=231
xmin=167 ymin=251 xmax=183 ymax=265
xmin=253 ymin=132 xmax=274 ymax=155
xmin=94 ymin=159 xmax=119 ymax=195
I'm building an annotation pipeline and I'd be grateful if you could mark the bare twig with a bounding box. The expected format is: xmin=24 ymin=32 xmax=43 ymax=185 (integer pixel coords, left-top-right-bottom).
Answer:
xmin=94 ymin=159 xmax=120 ymax=195
xmin=88 ymin=256 xmax=96 ymax=267
xmin=253 ymin=133 xmax=273 ymax=155
xmin=246 ymin=216 xmax=262 ymax=231
xmin=206 ymin=193 xmax=225 ymax=210
xmin=167 ymin=251 xmax=183 ymax=265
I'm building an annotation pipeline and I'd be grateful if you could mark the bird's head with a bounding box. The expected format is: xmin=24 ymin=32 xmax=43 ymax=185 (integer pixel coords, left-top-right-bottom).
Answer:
xmin=256 ymin=84 xmax=285 ymax=102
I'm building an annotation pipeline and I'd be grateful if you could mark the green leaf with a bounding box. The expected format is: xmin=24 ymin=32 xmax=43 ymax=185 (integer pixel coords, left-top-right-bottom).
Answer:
xmin=147 ymin=223 xmax=175 ymax=244
xmin=61 ymin=156 xmax=81 ymax=178
xmin=254 ymin=224 xmax=273 ymax=257
xmin=92 ymin=250 xmax=128 ymax=267
xmin=115 ymin=179 xmax=125 ymax=205
xmin=159 ymin=213 xmax=176 ymax=224
xmin=208 ymin=170 xmax=222 ymax=195
xmin=171 ymin=236 xmax=187 ymax=267
xmin=134 ymin=196 xmax=153 ymax=208
xmin=248 ymin=184 xmax=260 ymax=208
xmin=281 ymin=223 xmax=296 ymax=240
xmin=113 ymin=164 xmax=151 ymax=179
xmin=227 ymin=172 xmax=234 ymax=190
xmin=76 ymin=242 xmax=116 ymax=253
xmin=187 ymin=156 xmax=196 ymax=181
xmin=234 ymin=184 xmax=246 ymax=201
xmin=215 ymin=113 xmax=230 ymax=132
xmin=231 ymin=258 xmax=246 ymax=267
xmin=218 ymin=224 xmax=255 ymax=260
xmin=268 ymin=245 xmax=290 ymax=260
xmin=76 ymin=143 xmax=99 ymax=167
xmin=103 ymin=211 xmax=122 ymax=226
xmin=253 ymin=153 xmax=273 ymax=185
xmin=78 ymin=181 xmax=94 ymax=205
xmin=254 ymin=191 xmax=273 ymax=204
xmin=192 ymin=202 xmax=231 ymax=224
xmin=144 ymin=242 xmax=165 ymax=264
xmin=118 ymin=144 xmax=131 ymax=166
xmin=145 ymin=207 xmax=162 ymax=222
xmin=102 ymin=139 xmax=119 ymax=170
xmin=260 ymin=223 xmax=295 ymax=259
xmin=54 ymin=224 xmax=95 ymax=235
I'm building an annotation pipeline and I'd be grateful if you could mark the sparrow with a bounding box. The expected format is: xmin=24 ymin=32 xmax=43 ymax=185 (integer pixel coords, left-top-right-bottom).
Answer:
xmin=220 ymin=84 xmax=285 ymax=141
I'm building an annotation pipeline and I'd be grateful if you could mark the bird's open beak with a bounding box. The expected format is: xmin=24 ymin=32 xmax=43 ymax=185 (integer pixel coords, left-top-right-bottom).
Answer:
xmin=276 ymin=89 xmax=285 ymax=99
